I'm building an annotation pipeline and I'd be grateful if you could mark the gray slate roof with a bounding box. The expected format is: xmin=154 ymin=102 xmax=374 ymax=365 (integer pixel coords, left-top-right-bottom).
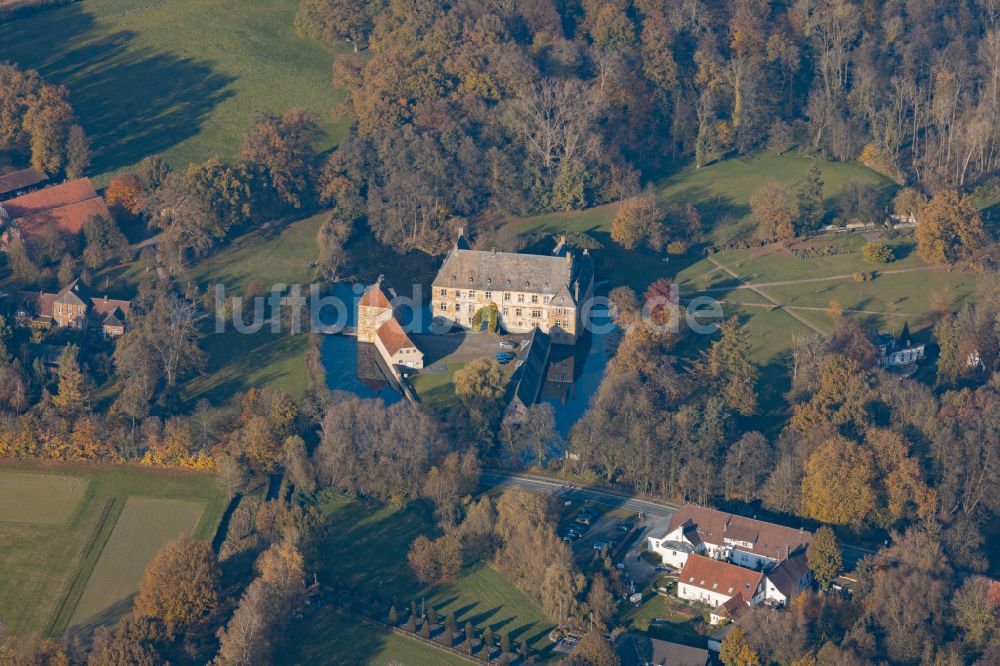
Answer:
xmin=434 ymin=239 xmax=593 ymax=305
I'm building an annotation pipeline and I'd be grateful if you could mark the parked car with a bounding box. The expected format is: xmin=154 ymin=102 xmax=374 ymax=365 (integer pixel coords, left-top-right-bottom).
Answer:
xmin=575 ymin=515 xmax=592 ymax=526
xmin=498 ymin=358 xmax=509 ymax=365
xmin=654 ymin=564 xmax=672 ymax=573
xmin=499 ymin=340 xmax=517 ymax=350
xmin=496 ymin=352 xmax=514 ymax=361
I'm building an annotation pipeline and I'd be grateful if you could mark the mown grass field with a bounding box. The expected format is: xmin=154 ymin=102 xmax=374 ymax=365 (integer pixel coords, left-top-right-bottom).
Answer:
xmin=0 ymin=464 xmax=226 ymax=636
xmin=499 ymin=154 xmax=895 ymax=291
xmin=181 ymin=211 xmax=327 ymax=403
xmin=0 ymin=0 xmax=348 ymax=182
xmin=0 ymin=472 xmax=87 ymax=524
xmin=281 ymin=494 xmax=555 ymax=664
xmin=69 ymin=496 xmax=205 ymax=629
xmin=282 ymin=609 xmax=472 ymax=666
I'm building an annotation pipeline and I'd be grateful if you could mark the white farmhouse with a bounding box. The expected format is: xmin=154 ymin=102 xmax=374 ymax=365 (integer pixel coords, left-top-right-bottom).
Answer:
xmin=647 ymin=505 xmax=811 ymax=570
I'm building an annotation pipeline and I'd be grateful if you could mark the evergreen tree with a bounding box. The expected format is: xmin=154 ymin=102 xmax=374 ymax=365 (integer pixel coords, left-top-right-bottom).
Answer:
xmin=54 ymin=344 xmax=91 ymax=413
xmin=798 ymin=161 xmax=825 ymax=232
xmin=807 ymin=526 xmax=843 ymax=587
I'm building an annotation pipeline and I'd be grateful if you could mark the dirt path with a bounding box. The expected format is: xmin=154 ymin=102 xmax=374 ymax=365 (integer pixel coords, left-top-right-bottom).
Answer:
xmin=704 ymin=255 xmax=825 ymax=334
xmin=687 ymin=264 xmax=941 ymax=294
xmin=688 ymin=299 xmax=909 ymax=318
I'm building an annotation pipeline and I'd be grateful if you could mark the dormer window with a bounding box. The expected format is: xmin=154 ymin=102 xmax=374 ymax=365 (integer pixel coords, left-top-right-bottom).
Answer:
xmin=451 ymin=275 xmax=456 ymax=282
xmin=468 ymin=277 xmax=473 ymax=283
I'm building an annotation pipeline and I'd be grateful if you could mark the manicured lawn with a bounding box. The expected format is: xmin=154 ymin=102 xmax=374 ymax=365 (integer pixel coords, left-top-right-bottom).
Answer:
xmin=0 ymin=463 xmax=226 ymax=637
xmin=653 ymin=153 xmax=894 ymax=242
xmin=0 ymin=0 xmax=348 ymax=181
xmin=180 ymin=211 xmax=326 ymax=403
xmin=497 ymin=155 xmax=894 ymax=292
xmin=410 ymin=363 xmax=466 ymax=413
xmin=284 ymin=494 xmax=554 ymax=664
xmin=281 ymin=609 xmax=471 ymax=666
xmin=0 ymin=472 xmax=87 ymax=524
xmin=69 ymin=497 xmax=204 ymax=629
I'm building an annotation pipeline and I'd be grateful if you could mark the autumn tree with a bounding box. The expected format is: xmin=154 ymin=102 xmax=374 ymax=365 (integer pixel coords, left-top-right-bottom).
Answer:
xmin=720 ymin=625 xmax=760 ymax=666
xmin=610 ymin=194 xmax=665 ymax=250
xmin=295 ymin=0 xmax=375 ymax=52
xmin=453 ymin=358 xmax=506 ymax=435
xmin=240 ymin=108 xmax=320 ymax=209
xmin=807 ymin=526 xmax=842 ymax=586
xmin=797 ymin=162 xmax=825 ymax=231
xmin=82 ymin=214 xmax=129 ymax=269
xmin=751 ymin=181 xmax=798 ymax=241
xmin=65 ymin=125 xmax=90 ymax=178
xmin=105 ymin=174 xmax=145 ymax=217
xmin=916 ymin=190 xmax=986 ymax=264
xmin=723 ymin=431 xmax=772 ymax=501
xmin=408 ymin=534 xmax=462 ymax=584
xmin=134 ymin=534 xmax=220 ymax=635
xmin=801 ymin=436 xmax=877 ymax=526
xmin=586 ymin=574 xmax=616 ymax=629
xmin=951 ymin=576 xmax=999 ymax=648
xmin=565 ymin=632 xmax=620 ymax=666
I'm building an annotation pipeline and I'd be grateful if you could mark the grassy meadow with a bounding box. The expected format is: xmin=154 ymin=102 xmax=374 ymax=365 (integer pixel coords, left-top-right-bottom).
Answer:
xmin=0 ymin=464 xmax=226 ymax=636
xmin=281 ymin=493 xmax=556 ymax=664
xmin=0 ymin=0 xmax=348 ymax=182
xmin=69 ymin=496 xmax=205 ymax=630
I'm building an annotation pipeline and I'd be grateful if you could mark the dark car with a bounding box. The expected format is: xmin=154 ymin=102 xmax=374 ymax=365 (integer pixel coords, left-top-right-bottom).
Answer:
xmin=496 ymin=352 xmax=514 ymax=361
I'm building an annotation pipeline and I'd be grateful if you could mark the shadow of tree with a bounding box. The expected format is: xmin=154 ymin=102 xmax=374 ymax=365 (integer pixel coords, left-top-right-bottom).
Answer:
xmin=0 ymin=4 xmax=234 ymax=174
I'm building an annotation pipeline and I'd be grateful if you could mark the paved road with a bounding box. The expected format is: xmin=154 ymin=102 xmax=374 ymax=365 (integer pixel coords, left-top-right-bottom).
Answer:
xmin=479 ymin=471 xmax=873 ymax=571
xmin=480 ymin=472 xmax=680 ymax=519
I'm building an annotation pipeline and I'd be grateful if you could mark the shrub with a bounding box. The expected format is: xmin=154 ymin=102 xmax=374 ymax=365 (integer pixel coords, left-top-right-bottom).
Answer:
xmin=862 ymin=241 xmax=894 ymax=265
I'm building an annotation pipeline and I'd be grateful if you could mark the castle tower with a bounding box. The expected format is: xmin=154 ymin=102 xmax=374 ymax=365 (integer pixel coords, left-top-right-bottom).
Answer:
xmin=357 ymin=278 xmax=393 ymax=342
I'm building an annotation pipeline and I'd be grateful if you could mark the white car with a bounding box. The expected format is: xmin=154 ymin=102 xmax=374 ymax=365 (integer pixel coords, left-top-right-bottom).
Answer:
xmin=499 ymin=340 xmax=517 ymax=350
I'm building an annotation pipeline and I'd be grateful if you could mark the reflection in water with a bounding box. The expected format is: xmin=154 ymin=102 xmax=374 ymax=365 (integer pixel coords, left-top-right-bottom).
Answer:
xmin=322 ymin=333 xmax=404 ymax=405
xmin=541 ymin=305 xmax=615 ymax=437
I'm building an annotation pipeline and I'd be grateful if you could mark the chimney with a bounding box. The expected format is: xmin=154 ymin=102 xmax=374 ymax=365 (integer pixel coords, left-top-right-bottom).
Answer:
xmin=103 ymin=295 xmax=108 ymax=303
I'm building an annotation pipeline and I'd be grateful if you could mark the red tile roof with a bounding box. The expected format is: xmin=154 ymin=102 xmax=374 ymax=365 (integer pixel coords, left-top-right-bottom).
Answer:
xmin=3 ymin=178 xmax=99 ymax=217
xmin=375 ymin=318 xmax=417 ymax=356
xmin=13 ymin=197 xmax=109 ymax=237
xmin=0 ymin=168 xmax=46 ymax=197
xmin=1 ymin=178 xmax=109 ymax=238
xmin=359 ymin=282 xmax=391 ymax=309
xmin=680 ymin=554 xmax=764 ymax=602
xmin=664 ymin=505 xmax=811 ymax=562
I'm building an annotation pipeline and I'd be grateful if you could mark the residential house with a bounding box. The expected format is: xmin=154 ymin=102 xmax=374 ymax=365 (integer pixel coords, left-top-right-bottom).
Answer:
xmin=10 ymin=278 xmax=130 ymax=337
xmin=431 ymin=232 xmax=594 ymax=344
xmin=647 ymin=505 xmax=812 ymax=570
xmin=613 ymin=632 xmax=709 ymax=666
xmin=0 ymin=178 xmax=109 ymax=247
xmin=761 ymin=552 xmax=811 ymax=607
xmin=678 ymin=554 xmax=766 ymax=624
xmin=875 ymin=332 xmax=925 ymax=371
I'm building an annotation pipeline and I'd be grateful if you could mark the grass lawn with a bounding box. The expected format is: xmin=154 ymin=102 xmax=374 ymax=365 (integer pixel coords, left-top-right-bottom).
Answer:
xmin=281 ymin=609 xmax=471 ymax=666
xmin=0 ymin=463 xmax=226 ymax=637
xmin=622 ymin=590 xmax=707 ymax=648
xmin=69 ymin=497 xmax=204 ymax=630
xmin=0 ymin=472 xmax=87 ymax=524
xmin=179 ymin=210 xmax=326 ymax=403
xmin=284 ymin=493 xmax=554 ymax=664
xmin=497 ymin=155 xmax=894 ymax=292
xmin=410 ymin=363 xmax=465 ymax=413
xmin=0 ymin=0 xmax=348 ymax=181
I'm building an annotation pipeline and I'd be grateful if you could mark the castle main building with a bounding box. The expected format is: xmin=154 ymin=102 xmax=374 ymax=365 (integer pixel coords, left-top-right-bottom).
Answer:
xmin=431 ymin=234 xmax=594 ymax=344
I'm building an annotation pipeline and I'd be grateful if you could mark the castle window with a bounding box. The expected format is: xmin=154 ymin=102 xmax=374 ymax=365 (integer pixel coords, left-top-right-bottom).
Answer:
xmin=503 ymin=292 xmax=510 ymax=301
xmin=517 ymin=294 xmax=524 ymax=303
xmin=454 ymin=290 xmax=461 ymax=298
xmin=439 ymin=288 xmax=447 ymax=296
xmin=531 ymin=310 xmax=541 ymax=318
xmin=485 ymin=291 xmax=492 ymax=300
xmin=545 ymin=296 xmax=551 ymax=304
xmin=515 ymin=308 xmax=522 ymax=317
xmin=439 ymin=303 xmax=447 ymax=311
xmin=502 ymin=307 xmax=508 ymax=315
xmin=531 ymin=295 xmax=538 ymax=304
xmin=468 ymin=291 xmax=474 ymax=298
